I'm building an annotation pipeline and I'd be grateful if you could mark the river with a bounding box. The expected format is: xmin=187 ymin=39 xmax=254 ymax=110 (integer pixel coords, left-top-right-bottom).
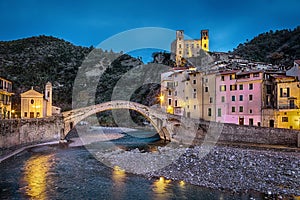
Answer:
xmin=0 ymin=129 xmax=267 ymax=199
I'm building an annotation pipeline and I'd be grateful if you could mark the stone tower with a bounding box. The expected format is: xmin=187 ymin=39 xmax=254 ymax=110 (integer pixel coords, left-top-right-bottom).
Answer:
xmin=45 ymin=82 xmax=52 ymax=116
xmin=175 ymin=30 xmax=184 ymax=66
xmin=201 ymin=30 xmax=209 ymax=52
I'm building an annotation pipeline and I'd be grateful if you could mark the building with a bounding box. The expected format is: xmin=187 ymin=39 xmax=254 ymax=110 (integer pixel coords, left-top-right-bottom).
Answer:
xmin=201 ymin=72 xmax=216 ymax=121
xmin=215 ymin=70 xmax=264 ymax=126
xmin=0 ymin=77 xmax=14 ymax=119
xmin=273 ymin=75 xmax=300 ymax=129
xmin=20 ymin=82 xmax=60 ymax=118
xmin=160 ymin=68 xmax=203 ymax=119
xmin=171 ymin=30 xmax=209 ymax=66
xmin=286 ymin=60 xmax=300 ymax=80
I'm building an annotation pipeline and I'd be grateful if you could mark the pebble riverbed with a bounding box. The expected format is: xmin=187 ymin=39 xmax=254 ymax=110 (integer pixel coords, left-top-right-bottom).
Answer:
xmin=96 ymin=144 xmax=300 ymax=197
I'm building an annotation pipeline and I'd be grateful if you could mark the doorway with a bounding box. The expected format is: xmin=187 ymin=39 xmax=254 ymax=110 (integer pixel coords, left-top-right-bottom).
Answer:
xmin=239 ymin=117 xmax=244 ymax=125
xmin=269 ymin=119 xmax=274 ymax=127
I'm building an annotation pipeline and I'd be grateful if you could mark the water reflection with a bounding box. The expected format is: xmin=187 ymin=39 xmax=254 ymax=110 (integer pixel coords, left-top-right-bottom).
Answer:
xmin=20 ymin=154 xmax=54 ymax=199
xmin=153 ymin=177 xmax=172 ymax=199
xmin=112 ymin=165 xmax=126 ymax=199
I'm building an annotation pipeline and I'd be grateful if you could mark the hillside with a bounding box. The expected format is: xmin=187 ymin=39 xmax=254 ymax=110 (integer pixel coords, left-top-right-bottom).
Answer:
xmin=233 ymin=26 xmax=300 ymax=67
xmin=0 ymin=36 xmax=159 ymax=127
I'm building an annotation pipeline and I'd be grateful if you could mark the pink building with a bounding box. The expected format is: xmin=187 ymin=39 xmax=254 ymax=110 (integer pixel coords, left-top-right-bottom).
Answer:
xmin=215 ymin=70 xmax=264 ymax=126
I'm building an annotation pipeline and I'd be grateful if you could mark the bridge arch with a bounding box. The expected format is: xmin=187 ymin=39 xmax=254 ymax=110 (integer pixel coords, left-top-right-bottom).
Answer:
xmin=62 ymin=100 xmax=171 ymax=141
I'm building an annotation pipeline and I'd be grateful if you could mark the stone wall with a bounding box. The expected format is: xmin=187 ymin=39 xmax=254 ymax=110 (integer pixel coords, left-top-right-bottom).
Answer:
xmin=0 ymin=116 xmax=63 ymax=148
xmin=173 ymin=119 xmax=300 ymax=147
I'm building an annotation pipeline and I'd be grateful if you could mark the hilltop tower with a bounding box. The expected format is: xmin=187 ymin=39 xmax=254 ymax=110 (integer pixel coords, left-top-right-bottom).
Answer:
xmin=45 ymin=82 xmax=52 ymax=116
xmin=171 ymin=29 xmax=210 ymax=66
xmin=201 ymin=30 xmax=209 ymax=52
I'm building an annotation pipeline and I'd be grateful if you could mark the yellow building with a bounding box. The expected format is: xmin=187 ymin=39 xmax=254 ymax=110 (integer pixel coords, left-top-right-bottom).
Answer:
xmin=274 ymin=76 xmax=300 ymax=130
xmin=20 ymin=82 xmax=56 ymax=118
xmin=171 ymin=30 xmax=209 ymax=66
xmin=0 ymin=77 xmax=14 ymax=119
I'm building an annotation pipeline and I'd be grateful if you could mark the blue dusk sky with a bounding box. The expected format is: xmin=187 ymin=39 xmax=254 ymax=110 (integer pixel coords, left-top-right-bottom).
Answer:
xmin=0 ymin=0 xmax=299 ymax=62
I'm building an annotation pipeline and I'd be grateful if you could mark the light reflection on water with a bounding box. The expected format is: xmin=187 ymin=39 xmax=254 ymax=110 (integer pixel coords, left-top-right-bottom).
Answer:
xmin=112 ymin=165 xmax=126 ymax=199
xmin=20 ymin=154 xmax=54 ymax=199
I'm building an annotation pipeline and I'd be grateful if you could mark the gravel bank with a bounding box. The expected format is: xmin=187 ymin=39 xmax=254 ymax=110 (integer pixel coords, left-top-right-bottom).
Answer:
xmin=98 ymin=145 xmax=300 ymax=197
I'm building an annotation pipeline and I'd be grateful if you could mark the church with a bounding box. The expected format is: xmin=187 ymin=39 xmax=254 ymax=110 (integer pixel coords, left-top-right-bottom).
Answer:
xmin=20 ymin=82 xmax=60 ymax=118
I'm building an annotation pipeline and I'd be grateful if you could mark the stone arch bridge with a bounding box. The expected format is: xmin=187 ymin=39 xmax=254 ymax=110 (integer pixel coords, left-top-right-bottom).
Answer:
xmin=61 ymin=100 xmax=187 ymax=141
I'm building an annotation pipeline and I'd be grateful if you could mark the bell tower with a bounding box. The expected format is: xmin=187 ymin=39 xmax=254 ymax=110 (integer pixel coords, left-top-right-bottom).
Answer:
xmin=45 ymin=82 xmax=52 ymax=116
xmin=201 ymin=30 xmax=209 ymax=52
xmin=175 ymin=30 xmax=184 ymax=66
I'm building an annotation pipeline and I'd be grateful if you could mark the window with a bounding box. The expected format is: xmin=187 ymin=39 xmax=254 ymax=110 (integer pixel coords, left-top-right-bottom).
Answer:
xmin=232 ymin=96 xmax=236 ymax=101
xmin=205 ymin=87 xmax=208 ymax=92
xmin=174 ymin=91 xmax=177 ymax=96
xmin=253 ymin=73 xmax=260 ymax=77
xmin=179 ymin=44 xmax=182 ymax=48
xmin=230 ymin=84 xmax=237 ymax=91
xmin=221 ymin=76 xmax=225 ymax=81
xmin=194 ymin=105 xmax=197 ymax=110
xmin=282 ymin=117 xmax=288 ymax=122
xmin=249 ymin=94 xmax=253 ymax=101
xmin=24 ymin=112 xmax=28 ymax=117
xmin=175 ymin=100 xmax=178 ymax=107
xmin=208 ymin=108 xmax=212 ymax=116
xmin=280 ymin=88 xmax=290 ymax=97
xmin=179 ymin=51 xmax=182 ymax=54
xmin=220 ymin=85 xmax=226 ymax=91
xmin=232 ymin=107 xmax=236 ymax=113
xmin=221 ymin=96 xmax=225 ymax=103
xmin=239 ymin=106 xmax=243 ymax=112
xmin=168 ymin=98 xmax=172 ymax=105
xmin=249 ymin=83 xmax=253 ymax=90
xmin=239 ymin=95 xmax=243 ymax=101
xmin=37 ymin=112 xmax=40 ymax=117
xmin=249 ymin=109 xmax=253 ymax=114
xmin=193 ymin=79 xmax=196 ymax=84
xmin=239 ymin=84 xmax=243 ymax=90
xmin=31 ymin=99 xmax=35 ymax=104
xmin=210 ymin=97 xmax=213 ymax=103
xmin=193 ymin=93 xmax=197 ymax=98
xmin=217 ymin=108 xmax=222 ymax=117
xmin=249 ymin=118 xmax=254 ymax=126
xmin=185 ymin=96 xmax=188 ymax=100
xmin=230 ymin=74 xmax=235 ymax=80
xmin=168 ymin=90 xmax=172 ymax=96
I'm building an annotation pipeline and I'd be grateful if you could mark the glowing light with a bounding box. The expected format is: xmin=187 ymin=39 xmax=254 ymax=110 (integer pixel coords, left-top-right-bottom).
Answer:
xmin=11 ymin=110 xmax=15 ymax=114
xmin=21 ymin=154 xmax=53 ymax=199
xmin=179 ymin=180 xmax=185 ymax=186
xmin=112 ymin=165 xmax=126 ymax=199
xmin=159 ymin=94 xmax=164 ymax=102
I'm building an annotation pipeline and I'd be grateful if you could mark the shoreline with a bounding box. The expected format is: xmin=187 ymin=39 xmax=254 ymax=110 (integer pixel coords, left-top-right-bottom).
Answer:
xmin=1 ymin=127 xmax=299 ymax=198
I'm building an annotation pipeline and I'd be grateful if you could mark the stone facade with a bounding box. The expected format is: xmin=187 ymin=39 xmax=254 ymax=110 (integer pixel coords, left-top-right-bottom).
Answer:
xmin=171 ymin=30 xmax=209 ymax=66
xmin=0 ymin=116 xmax=63 ymax=148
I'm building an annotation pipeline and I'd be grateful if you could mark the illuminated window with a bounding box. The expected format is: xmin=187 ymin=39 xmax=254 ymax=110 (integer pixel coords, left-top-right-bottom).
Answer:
xmin=220 ymin=85 xmax=226 ymax=91
xmin=230 ymin=74 xmax=235 ymax=80
xmin=253 ymin=73 xmax=260 ymax=77
xmin=230 ymin=85 xmax=237 ymax=91
xmin=280 ymin=88 xmax=290 ymax=97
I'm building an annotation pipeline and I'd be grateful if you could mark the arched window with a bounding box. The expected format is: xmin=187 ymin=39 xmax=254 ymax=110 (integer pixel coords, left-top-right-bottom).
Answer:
xmin=31 ymin=99 xmax=34 ymax=104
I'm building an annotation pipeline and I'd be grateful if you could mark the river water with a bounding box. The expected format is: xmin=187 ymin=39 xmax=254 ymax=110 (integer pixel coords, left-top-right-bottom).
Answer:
xmin=0 ymin=129 xmax=266 ymax=200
